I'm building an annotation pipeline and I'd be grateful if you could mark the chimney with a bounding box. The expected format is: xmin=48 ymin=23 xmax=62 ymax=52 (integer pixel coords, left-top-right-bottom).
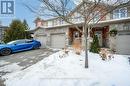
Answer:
xmin=34 ymin=17 xmax=44 ymax=28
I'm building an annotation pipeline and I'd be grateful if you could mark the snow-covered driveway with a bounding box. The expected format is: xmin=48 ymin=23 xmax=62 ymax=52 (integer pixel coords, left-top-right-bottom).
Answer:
xmin=2 ymin=50 xmax=130 ymax=86
xmin=0 ymin=49 xmax=57 ymax=86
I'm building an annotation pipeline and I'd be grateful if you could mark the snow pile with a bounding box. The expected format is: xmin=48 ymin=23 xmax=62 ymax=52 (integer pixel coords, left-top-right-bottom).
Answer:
xmin=3 ymin=50 xmax=130 ymax=86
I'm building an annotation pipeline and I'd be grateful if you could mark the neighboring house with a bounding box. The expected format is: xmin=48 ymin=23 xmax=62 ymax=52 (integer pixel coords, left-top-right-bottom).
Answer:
xmin=33 ymin=2 xmax=130 ymax=55
xmin=0 ymin=25 xmax=8 ymax=43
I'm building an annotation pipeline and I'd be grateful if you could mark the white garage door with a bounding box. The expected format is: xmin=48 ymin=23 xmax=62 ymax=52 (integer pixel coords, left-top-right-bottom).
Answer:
xmin=35 ymin=35 xmax=47 ymax=48
xmin=51 ymin=33 xmax=65 ymax=48
xmin=116 ymin=34 xmax=130 ymax=55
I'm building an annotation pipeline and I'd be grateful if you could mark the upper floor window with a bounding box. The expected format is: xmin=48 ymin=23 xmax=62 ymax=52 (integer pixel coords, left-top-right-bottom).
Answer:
xmin=59 ymin=19 xmax=64 ymax=25
xmin=48 ymin=20 xmax=54 ymax=27
xmin=91 ymin=11 xmax=101 ymax=22
xmin=44 ymin=22 xmax=48 ymax=27
xmin=113 ymin=7 xmax=127 ymax=19
xmin=93 ymin=13 xmax=100 ymax=22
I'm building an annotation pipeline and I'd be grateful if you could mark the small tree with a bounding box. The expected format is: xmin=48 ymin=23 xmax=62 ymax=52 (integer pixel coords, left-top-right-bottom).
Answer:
xmin=3 ymin=20 xmax=28 ymax=43
xmin=23 ymin=19 xmax=30 ymax=30
xmin=90 ymin=35 xmax=100 ymax=53
xmin=23 ymin=19 xmax=31 ymax=39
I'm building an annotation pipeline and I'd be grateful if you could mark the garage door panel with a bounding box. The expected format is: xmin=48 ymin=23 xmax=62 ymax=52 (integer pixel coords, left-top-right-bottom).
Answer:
xmin=51 ymin=33 xmax=65 ymax=48
xmin=36 ymin=36 xmax=47 ymax=48
xmin=116 ymin=35 xmax=130 ymax=55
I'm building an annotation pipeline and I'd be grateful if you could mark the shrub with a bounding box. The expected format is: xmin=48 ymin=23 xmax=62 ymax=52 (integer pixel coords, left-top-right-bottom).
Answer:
xmin=90 ymin=35 xmax=100 ymax=53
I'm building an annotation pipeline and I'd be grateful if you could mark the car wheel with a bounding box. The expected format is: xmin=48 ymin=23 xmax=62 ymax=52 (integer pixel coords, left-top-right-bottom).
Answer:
xmin=0 ymin=48 xmax=11 ymax=56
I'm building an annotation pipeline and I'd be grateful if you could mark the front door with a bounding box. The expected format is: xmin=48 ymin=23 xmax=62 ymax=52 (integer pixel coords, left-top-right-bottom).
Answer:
xmin=95 ymin=31 xmax=102 ymax=47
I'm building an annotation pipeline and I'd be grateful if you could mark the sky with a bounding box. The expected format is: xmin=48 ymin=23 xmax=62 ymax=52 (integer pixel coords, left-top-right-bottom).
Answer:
xmin=0 ymin=0 xmax=40 ymax=29
xmin=0 ymin=0 xmax=80 ymax=30
xmin=1 ymin=0 xmax=125 ymax=30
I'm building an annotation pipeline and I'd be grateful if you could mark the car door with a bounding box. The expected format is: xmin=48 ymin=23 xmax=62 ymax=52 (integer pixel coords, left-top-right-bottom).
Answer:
xmin=15 ymin=40 xmax=34 ymax=50
xmin=13 ymin=40 xmax=27 ymax=51
xmin=23 ymin=40 xmax=34 ymax=49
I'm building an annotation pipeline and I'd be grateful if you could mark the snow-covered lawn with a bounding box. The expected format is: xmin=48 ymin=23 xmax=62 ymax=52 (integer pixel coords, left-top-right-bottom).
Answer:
xmin=2 ymin=50 xmax=130 ymax=86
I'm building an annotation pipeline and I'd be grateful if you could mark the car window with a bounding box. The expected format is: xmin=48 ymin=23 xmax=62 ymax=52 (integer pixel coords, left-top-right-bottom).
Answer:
xmin=7 ymin=41 xmax=17 ymax=44
xmin=15 ymin=40 xmax=25 ymax=44
xmin=26 ymin=40 xmax=33 ymax=43
xmin=7 ymin=40 xmax=25 ymax=44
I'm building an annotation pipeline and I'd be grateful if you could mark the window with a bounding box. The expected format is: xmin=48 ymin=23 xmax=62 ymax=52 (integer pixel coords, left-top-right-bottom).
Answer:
xmin=59 ymin=19 xmax=64 ymax=25
xmin=7 ymin=40 xmax=25 ymax=45
xmin=91 ymin=11 xmax=100 ymax=22
xmin=73 ymin=31 xmax=80 ymax=38
xmin=48 ymin=21 xmax=52 ymax=26
xmin=44 ymin=22 xmax=48 ymax=27
xmin=93 ymin=13 xmax=100 ymax=22
xmin=15 ymin=40 xmax=25 ymax=44
xmin=52 ymin=21 xmax=54 ymax=26
xmin=75 ymin=13 xmax=82 ymax=22
xmin=113 ymin=7 xmax=127 ymax=19
xmin=123 ymin=24 xmax=130 ymax=30
xmin=26 ymin=40 xmax=33 ymax=43
xmin=54 ymin=19 xmax=58 ymax=25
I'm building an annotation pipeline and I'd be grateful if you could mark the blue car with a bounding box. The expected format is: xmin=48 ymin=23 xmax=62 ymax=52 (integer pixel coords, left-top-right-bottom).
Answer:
xmin=0 ymin=39 xmax=41 ymax=56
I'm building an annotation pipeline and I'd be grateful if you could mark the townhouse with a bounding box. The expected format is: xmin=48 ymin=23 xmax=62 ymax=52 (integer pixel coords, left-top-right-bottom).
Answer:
xmin=33 ymin=1 xmax=130 ymax=55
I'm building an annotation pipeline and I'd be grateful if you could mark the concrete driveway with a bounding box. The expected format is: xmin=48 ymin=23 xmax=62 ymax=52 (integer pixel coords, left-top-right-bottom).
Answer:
xmin=0 ymin=48 xmax=57 ymax=86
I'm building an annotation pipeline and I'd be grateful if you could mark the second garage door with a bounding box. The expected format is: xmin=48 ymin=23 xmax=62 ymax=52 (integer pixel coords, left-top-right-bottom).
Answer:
xmin=116 ymin=34 xmax=130 ymax=55
xmin=51 ymin=33 xmax=65 ymax=48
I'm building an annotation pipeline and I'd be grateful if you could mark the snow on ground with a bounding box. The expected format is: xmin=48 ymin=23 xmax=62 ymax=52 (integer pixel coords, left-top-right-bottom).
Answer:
xmin=49 ymin=48 xmax=61 ymax=52
xmin=0 ymin=63 xmax=23 ymax=73
xmin=0 ymin=60 xmax=10 ymax=66
xmin=2 ymin=50 xmax=130 ymax=86
xmin=38 ymin=53 xmax=47 ymax=57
